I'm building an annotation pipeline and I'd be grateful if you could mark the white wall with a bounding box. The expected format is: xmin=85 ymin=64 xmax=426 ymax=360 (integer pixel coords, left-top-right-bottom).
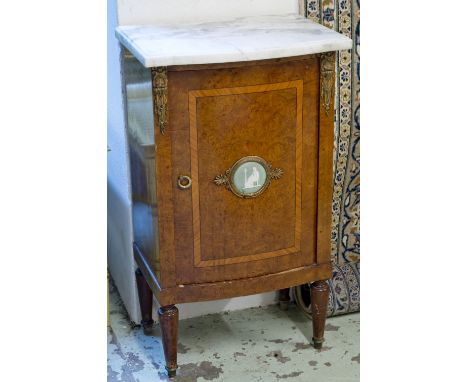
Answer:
xmin=108 ymin=0 xmax=302 ymax=322
xmin=108 ymin=0 xmax=141 ymax=322
xmin=117 ymin=0 xmax=299 ymax=25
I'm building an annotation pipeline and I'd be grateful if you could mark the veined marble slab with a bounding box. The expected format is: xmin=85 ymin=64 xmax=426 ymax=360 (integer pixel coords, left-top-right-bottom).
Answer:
xmin=116 ymin=14 xmax=352 ymax=67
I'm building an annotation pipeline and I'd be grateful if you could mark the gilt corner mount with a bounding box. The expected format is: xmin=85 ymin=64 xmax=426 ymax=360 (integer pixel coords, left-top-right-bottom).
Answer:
xmin=151 ymin=66 xmax=168 ymax=135
xmin=320 ymin=52 xmax=335 ymax=115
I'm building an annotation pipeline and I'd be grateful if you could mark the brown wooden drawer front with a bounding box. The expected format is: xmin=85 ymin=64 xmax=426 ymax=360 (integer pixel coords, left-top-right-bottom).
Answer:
xmin=158 ymin=57 xmax=322 ymax=285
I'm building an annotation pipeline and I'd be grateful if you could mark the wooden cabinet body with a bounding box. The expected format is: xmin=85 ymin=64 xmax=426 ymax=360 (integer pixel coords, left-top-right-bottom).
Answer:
xmin=124 ymin=51 xmax=335 ymax=376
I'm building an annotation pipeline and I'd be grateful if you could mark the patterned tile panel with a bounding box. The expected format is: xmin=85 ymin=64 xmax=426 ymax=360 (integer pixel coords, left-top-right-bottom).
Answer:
xmin=306 ymin=0 xmax=360 ymax=316
xmin=327 ymin=262 xmax=360 ymax=316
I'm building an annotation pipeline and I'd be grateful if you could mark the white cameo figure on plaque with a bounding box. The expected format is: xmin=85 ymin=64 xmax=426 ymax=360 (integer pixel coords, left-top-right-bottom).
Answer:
xmin=229 ymin=158 xmax=268 ymax=197
xmin=243 ymin=166 xmax=260 ymax=189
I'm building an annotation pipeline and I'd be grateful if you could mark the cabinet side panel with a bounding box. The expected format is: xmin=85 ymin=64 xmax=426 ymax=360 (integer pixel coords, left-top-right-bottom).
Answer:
xmin=123 ymin=53 xmax=161 ymax=281
xmin=316 ymin=52 xmax=336 ymax=265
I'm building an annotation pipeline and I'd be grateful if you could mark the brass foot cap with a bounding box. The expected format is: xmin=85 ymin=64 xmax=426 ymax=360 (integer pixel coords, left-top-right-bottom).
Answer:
xmin=166 ymin=367 xmax=177 ymax=378
xmin=312 ymin=339 xmax=324 ymax=349
xmin=141 ymin=320 xmax=154 ymax=335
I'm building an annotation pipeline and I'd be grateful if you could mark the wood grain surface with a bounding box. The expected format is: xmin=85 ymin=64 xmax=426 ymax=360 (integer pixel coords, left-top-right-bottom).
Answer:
xmin=189 ymin=81 xmax=303 ymax=267
xmin=162 ymin=57 xmax=321 ymax=285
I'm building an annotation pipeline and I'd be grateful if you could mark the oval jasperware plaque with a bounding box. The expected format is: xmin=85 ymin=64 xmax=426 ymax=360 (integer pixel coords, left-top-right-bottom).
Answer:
xmin=214 ymin=156 xmax=284 ymax=199
xmin=231 ymin=158 xmax=268 ymax=197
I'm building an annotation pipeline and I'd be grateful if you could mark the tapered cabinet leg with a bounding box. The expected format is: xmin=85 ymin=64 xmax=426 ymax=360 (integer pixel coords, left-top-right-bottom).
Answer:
xmin=278 ymin=288 xmax=291 ymax=311
xmin=310 ymin=280 xmax=330 ymax=349
xmin=158 ymin=305 xmax=179 ymax=378
xmin=135 ymin=269 xmax=154 ymax=335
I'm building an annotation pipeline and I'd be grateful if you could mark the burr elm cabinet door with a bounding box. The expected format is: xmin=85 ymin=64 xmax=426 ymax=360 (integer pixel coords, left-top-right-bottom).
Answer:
xmin=154 ymin=57 xmax=332 ymax=286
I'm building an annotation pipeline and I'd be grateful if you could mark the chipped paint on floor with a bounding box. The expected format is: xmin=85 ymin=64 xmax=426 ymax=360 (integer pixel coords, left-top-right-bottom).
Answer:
xmin=108 ymin=280 xmax=359 ymax=382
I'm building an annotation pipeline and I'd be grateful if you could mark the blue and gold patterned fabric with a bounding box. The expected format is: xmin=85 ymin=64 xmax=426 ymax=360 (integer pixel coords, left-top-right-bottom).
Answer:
xmin=307 ymin=0 xmax=360 ymax=316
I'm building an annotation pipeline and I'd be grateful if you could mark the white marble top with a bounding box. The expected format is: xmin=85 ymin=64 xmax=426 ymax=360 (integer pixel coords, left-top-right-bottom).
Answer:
xmin=116 ymin=14 xmax=352 ymax=67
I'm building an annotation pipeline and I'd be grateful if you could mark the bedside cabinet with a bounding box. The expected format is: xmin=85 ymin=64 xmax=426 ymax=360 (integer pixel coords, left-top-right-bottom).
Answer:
xmin=116 ymin=15 xmax=351 ymax=378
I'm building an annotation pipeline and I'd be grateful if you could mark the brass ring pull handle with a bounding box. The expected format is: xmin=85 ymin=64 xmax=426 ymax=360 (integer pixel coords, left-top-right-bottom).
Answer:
xmin=177 ymin=175 xmax=192 ymax=190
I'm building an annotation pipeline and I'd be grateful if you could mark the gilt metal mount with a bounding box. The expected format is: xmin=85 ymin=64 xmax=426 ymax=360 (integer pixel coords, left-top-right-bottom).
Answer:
xmin=151 ymin=67 xmax=168 ymax=135
xmin=320 ymin=52 xmax=335 ymax=115
xmin=214 ymin=156 xmax=283 ymax=199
